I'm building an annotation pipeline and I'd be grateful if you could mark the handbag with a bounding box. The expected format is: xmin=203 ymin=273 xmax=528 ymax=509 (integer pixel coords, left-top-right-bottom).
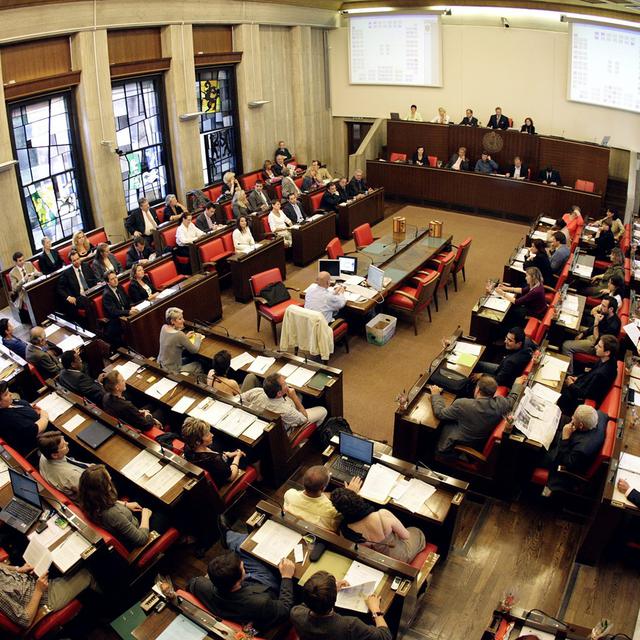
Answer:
xmin=258 ymin=281 xmax=290 ymax=307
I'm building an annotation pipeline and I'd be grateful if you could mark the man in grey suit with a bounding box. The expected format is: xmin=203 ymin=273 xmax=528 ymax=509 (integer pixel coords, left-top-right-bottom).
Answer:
xmin=9 ymin=251 xmax=39 ymax=321
xmin=25 ymin=326 xmax=62 ymax=378
xmin=429 ymin=374 xmax=524 ymax=455
xmin=195 ymin=202 xmax=223 ymax=233
xmin=248 ymin=181 xmax=273 ymax=213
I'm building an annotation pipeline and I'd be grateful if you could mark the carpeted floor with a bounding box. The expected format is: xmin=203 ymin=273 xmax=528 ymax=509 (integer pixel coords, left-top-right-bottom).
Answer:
xmin=216 ymin=205 xmax=527 ymax=443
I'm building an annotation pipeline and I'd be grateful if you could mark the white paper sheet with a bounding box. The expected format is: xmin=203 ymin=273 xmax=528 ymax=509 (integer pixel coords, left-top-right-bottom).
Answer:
xmin=51 ymin=531 xmax=92 ymax=573
xmin=359 ymin=464 xmax=401 ymax=503
xmin=171 ymin=395 xmax=197 ymax=414
xmin=188 ymin=398 xmax=233 ymax=426
xmin=62 ymin=413 xmax=87 ymax=433
xmin=23 ymin=538 xmax=52 ymax=576
xmin=251 ymin=520 xmax=302 ymax=565
xmin=144 ymin=464 xmax=185 ymax=498
xmin=157 ymin=286 xmax=178 ymax=300
xmin=243 ymin=419 xmax=268 ymax=440
xmin=483 ymin=295 xmax=510 ymax=312
xmin=115 ymin=361 xmax=141 ymax=380
xmin=453 ymin=341 xmax=482 ymax=355
xmin=558 ymin=312 xmax=580 ymax=329
xmin=145 ymin=378 xmax=179 ymax=400
xmin=393 ymin=478 xmax=437 ymax=513
xmin=539 ymin=216 xmax=556 ymax=225
xmin=286 ymin=367 xmax=316 ymax=388
xmin=57 ymin=334 xmax=85 ymax=351
xmin=630 ymin=364 xmax=640 ymax=380
xmin=36 ymin=393 xmax=73 ymax=421
xmin=216 ymin=408 xmax=256 ymax=437
xmin=156 ymin=614 xmax=207 ymax=640
xmin=133 ymin=300 xmax=152 ymax=312
xmin=44 ymin=324 xmax=60 ymax=337
xmin=624 ymin=320 xmax=640 ymax=348
xmin=336 ymin=561 xmax=384 ymax=613
xmin=278 ymin=363 xmax=298 ymax=377
xmin=513 ymin=387 xmax=561 ymax=449
xmin=248 ymin=356 xmax=276 ymax=375
xmin=531 ymin=383 xmax=561 ymax=404
xmin=620 ymin=452 xmax=640 ymax=474
xmin=335 ymin=581 xmax=377 ymax=613
xmin=573 ymin=264 xmax=592 ymax=278
xmin=230 ymin=352 xmax=255 ymax=370
xmin=121 ymin=450 xmax=163 ymax=482
xmin=530 ymin=230 xmax=547 ymax=240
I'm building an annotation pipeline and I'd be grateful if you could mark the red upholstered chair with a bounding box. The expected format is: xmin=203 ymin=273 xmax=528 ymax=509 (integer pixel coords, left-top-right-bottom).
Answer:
xmin=294 ymin=177 xmax=304 ymax=191
xmin=58 ymin=243 xmax=73 ymax=265
xmin=428 ymin=155 xmax=438 ymax=167
xmin=204 ymin=184 xmax=223 ymax=203
xmin=154 ymin=206 xmax=166 ymax=224
xmin=198 ymin=237 xmax=233 ymax=278
xmin=421 ymin=250 xmax=456 ymax=311
xmin=274 ymin=183 xmax=283 ymax=201
xmin=27 ymin=362 xmax=47 ymax=388
xmin=216 ymin=465 xmax=258 ymax=507
xmin=309 ymin=190 xmax=325 ymax=214
xmin=0 ymin=442 xmax=36 ymax=474
xmin=389 ymin=152 xmax=407 ymax=163
xmin=291 ymin=422 xmax=319 ymax=448
xmin=507 ymin=118 xmax=513 ymax=128
xmin=87 ymin=229 xmax=108 ymax=246
xmin=449 ymin=237 xmax=472 ymax=291
xmin=524 ymin=305 xmax=554 ymax=345
xmin=261 ymin=215 xmax=274 ymax=238
xmin=249 ymin=268 xmax=302 ymax=343
xmin=220 ymin=201 xmax=234 ymax=222
xmin=0 ymin=599 xmax=83 ymax=639
xmin=574 ymin=179 xmax=595 ymax=193
xmin=409 ymin=542 xmax=439 ymax=570
xmin=32 ymin=258 xmax=40 ymax=272
xmin=112 ymin=246 xmax=129 ymax=270
xmin=331 ymin=318 xmax=350 ymax=354
xmin=353 ymin=223 xmax=374 ymax=251
xmin=386 ymin=271 xmax=439 ymax=335
xmin=326 ymin=237 xmax=344 ymax=260
xmin=147 ymin=260 xmax=187 ymax=290
xmin=240 ymin=171 xmax=262 ymax=192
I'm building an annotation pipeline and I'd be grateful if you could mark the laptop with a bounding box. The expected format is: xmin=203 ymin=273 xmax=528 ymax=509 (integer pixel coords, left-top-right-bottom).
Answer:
xmin=318 ymin=259 xmax=341 ymax=281
xmin=390 ymin=112 xmax=400 ymax=120
xmin=78 ymin=421 xmax=114 ymax=449
xmin=366 ymin=264 xmax=391 ymax=291
xmin=0 ymin=469 xmax=43 ymax=533
xmin=328 ymin=432 xmax=374 ymax=483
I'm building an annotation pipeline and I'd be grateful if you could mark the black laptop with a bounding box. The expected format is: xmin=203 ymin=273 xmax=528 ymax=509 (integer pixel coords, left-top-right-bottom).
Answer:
xmin=78 ymin=421 xmax=114 ymax=449
xmin=0 ymin=469 xmax=43 ymax=533
xmin=328 ymin=432 xmax=374 ymax=484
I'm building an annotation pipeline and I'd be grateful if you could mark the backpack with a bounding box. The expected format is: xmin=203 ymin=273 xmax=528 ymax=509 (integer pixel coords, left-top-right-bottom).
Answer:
xmin=316 ymin=416 xmax=352 ymax=449
xmin=258 ymin=281 xmax=291 ymax=307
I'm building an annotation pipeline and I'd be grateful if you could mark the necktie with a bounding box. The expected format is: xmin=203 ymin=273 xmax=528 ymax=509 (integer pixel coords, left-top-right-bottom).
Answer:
xmin=295 ymin=205 xmax=303 ymax=222
xmin=115 ymin=288 xmax=123 ymax=307
xmin=77 ymin=268 xmax=88 ymax=292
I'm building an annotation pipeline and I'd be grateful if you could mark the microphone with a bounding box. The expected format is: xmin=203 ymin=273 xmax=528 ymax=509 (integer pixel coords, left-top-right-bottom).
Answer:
xmin=415 ymin=459 xmax=447 ymax=482
xmin=247 ymin=482 xmax=285 ymax=517
xmin=241 ymin=336 xmax=266 ymax=349
xmin=213 ymin=324 xmax=230 ymax=337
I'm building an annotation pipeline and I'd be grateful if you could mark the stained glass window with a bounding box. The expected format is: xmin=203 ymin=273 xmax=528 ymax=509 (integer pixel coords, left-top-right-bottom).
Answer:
xmin=9 ymin=93 xmax=89 ymax=249
xmin=196 ymin=67 xmax=241 ymax=185
xmin=112 ymin=77 xmax=170 ymax=212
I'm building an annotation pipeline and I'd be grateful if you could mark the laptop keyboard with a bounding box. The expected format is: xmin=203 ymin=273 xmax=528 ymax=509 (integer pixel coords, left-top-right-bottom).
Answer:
xmin=5 ymin=500 xmax=36 ymax=521
xmin=333 ymin=458 xmax=368 ymax=478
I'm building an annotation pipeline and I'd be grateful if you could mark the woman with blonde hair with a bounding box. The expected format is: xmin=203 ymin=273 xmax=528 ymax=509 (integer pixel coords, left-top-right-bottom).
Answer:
xmin=71 ymin=230 xmax=94 ymax=258
xmin=431 ymin=107 xmax=450 ymax=124
xmin=232 ymin=189 xmax=251 ymax=220
xmin=222 ymin=171 xmax=240 ymax=198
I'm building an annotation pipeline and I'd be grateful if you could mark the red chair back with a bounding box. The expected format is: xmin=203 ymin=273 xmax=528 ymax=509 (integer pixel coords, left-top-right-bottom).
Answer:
xmin=584 ymin=419 xmax=616 ymax=480
xmin=353 ymin=223 xmax=374 ymax=249
xmin=326 ymin=237 xmax=344 ymax=259
xmin=454 ymin=237 xmax=472 ymax=273
xmin=310 ymin=190 xmax=324 ymax=212
xmin=250 ymin=268 xmax=283 ymax=297
xmin=160 ymin=225 xmax=178 ymax=249
xmin=28 ymin=362 xmax=47 ymax=388
xmin=261 ymin=216 xmax=271 ymax=235
xmin=389 ymin=152 xmax=406 ymax=162
xmin=294 ymin=177 xmax=304 ymax=190
xmin=87 ymin=229 xmax=108 ymax=246
xmin=220 ymin=201 xmax=234 ymax=221
xmin=240 ymin=171 xmax=262 ymax=192
xmin=155 ymin=206 xmax=166 ymax=223
xmin=112 ymin=246 xmax=129 ymax=270
xmin=482 ymin=418 xmax=507 ymax=458
xmin=428 ymin=155 xmax=438 ymax=167
xmin=416 ymin=271 xmax=439 ymax=310
xmin=435 ymin=251 xmax=456 ymax=290
xmin=58 ymin=244 xmax=73 ymax=265
xmin=274 ymin=183 xmax=283 ymax=201
xmin=32 ymin=258 xmax=41 ymax=272
xmin=199 ymin=237 xmax=226 ymax=264
xmin=574 ymin=179 xmax=595 ymax=193
xmin=204 ymin=184 xmax=223 ymax=202
xmin=222 ymin=232 xmax=235 ymax=253
xmin=148 ymin=260 xmax=181 ymax=289
xmin=92 ymin=294 xmax=105 ymax=320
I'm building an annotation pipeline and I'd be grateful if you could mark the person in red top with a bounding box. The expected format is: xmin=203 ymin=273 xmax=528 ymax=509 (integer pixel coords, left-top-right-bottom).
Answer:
xmin=495 ymin=267 xmax=548 ymax=327
xmin=562 ymin=205 xmax=584 ymax=237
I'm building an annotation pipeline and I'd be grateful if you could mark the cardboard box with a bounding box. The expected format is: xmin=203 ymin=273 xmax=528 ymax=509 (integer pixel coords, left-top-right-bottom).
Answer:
xmin=366 ymin=313 xmax=397 ymax=346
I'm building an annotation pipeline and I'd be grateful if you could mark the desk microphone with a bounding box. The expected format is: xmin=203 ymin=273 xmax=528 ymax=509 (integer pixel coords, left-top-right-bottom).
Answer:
xmin=212 ymin=324 xmax=230 ymax=337
xmin=415 ymin=459 xmax=447 ymax=482
xmin=241 ymin=335 xmax=266 ymax=350
xmin=247 ymin=482 xmax=285 ymax=517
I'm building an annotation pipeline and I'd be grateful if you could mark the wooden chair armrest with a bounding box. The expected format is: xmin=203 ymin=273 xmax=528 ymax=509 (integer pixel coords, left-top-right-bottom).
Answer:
xmin=253 ymin=296 xmax=268 ymax=305
xmin=330 ymin=318 xmax=347 ymax=330
xmin=202 ymin=260 xmax=217 ymax=268
xmin=452 ymin=445 xmax=488 ymax=462
xmin=127 ymin=530 xmax=160 ymax=564
xmin=391 ymin=290 xmax=418 ymax=304
xmin=555 ymin=466 xmax=588 ymax=484
xmin=543 ymin=285 xmax=556 ymax=293
xmin=416 ymin=270 xmax=434 ymax=276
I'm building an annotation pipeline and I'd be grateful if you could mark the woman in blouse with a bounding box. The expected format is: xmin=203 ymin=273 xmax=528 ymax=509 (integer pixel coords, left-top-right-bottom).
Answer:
xmin=221 ymin=171 xmax=240 ymax=198
xmin=164 ymin=194 xmax=186 ymax=222
xmin=181 ymin=417 xmax=245 ymax=487
xmin=496 ymin=266 xmax=547 ymax=326
xmin=330 ymin=487 xmax=426 ymax=563
xmin=521 ymin=117 xmax=536 ymax=134
xmin=430 ymin=107 xmax=450 ymax=124
xmin=92 ymin=242 xmax=122 ymax=282
xmin=128 ymin=262 xmax=158 ymax=304
xmin=72 ymin=230 xmax=94 ymax=258
xmin=232 ymin=215 xmax=256 ymax=251
xmin=262 ymin=159 xmax=279 ymax=184
xmin=412 ymin=146 xmax=427 ymax=166
xmin=157 ymin=306 xmax=203 ymax=374
xmin=232 ymin=189 xmax=251 ymax=220
xmin=39 ymin=236 xmax=63 ymax=274
xmin=268 ymin=200 xmax=292 ymax=247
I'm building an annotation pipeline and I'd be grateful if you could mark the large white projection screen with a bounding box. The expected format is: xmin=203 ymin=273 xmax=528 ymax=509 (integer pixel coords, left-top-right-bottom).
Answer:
xmin=569 ymin=21 xmax=640 ymax=114
xmin=349 ymin=14 xmax=443 ymax=87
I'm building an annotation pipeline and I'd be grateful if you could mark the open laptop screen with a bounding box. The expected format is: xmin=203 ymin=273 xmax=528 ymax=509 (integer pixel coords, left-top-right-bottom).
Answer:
xmin=319 ymin=259 xmax=341 ymax=278
xmin=338 ymin=256 xmax=358 ymax=275
xmin=367 ymin=264 xmax=385 ymax=291
xmin=9 ymin=469 xmax=42 ymax=509
xmin=339 ymin=432 xmax=374 ymax=464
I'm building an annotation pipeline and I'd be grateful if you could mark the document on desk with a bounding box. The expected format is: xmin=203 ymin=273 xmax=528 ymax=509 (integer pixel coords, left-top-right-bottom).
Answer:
xmin=251 ymin=520 xmax=302 ymax=565
xmin=286 ymin=367 xmax=316 ymax=388
xmin=249 ymin=356 xmax=276 ymax=375
xmin=531 ymin=383 xmax=561 ymax=404
xmin=539 ymin=216 xmax=556 ymax=226
xmin=624 ymin=320 xmax=640 ymax=348
xmin=558 ymin=312 xmax=580 ymax=329
xmin=447 ymin=352 xmax=476 ymax=367
xmin=563 ymin=295 xmax=580 ymax=313
xmin=343 ymin=291 xmax=364 ymax=302
xmin=121 ymin=450 xmax=163 ymax=482
xmin=156 ymin=614 xmax=207 ymax=640
xmin=62 ymin=413 xmax=87 ymax=433
xmin=52 ymin=531 xmax=92 ymax=573
xmin=483 ymin=295 xmax=510 ymax=312
xmin=359 ymin=464 xmax=401 ymax=504
xmin=452 ymin=341 xmax=482 ymax=356
xmin=230 ymin=351 xmax=255 ymax=370
xmin=28 ymin=516 xmax=68 ymax=548
xmin=343 ymin=275 xmax=365 ymax=286
xmin=171 ymin=395 xmax=197 ymax=415
xmin=188 ymin=398 xmax=233 ymax=426
xmin=36 ymin=392 xmax=73 ymax=421
xmin=145 ymin=377 xmax=179 ymax=400
xmin=144 ymin=464 xmax=185 ymax=498
xmin=513 ymin=387 xmax=561 ymax=449
xmin=0 ymin=458 xmax=9 ymax=488
xmin=278 ymin=363 xmax=299 ymax=377
xmin=57 ymin=334 xmax=85 ymax=351
xmin=530 ymin=230 xmax=547 ymax=240
xmin=156 ymin=286 xmax=178 ymax=300
xmin=217 ymin=407 xmax=256 ymax=437
xmin=573 ymin=264 xmax=592 ymax=278
xmin=24 ymin=538 xmax=52 ymax=576
xmin=336 ymin=561 xmax=384 ymax=613
xmin=536 ymin=356 xmax=568 ymax=384
xmin=335 ymin=581 xmax=377 ymax=613
xmin=394 ymin=478 xmax=437 ymax=513
xmin=44 ymin=324 xmax=61 ymax=337
xmin=115 ymin=361 xmax=141 ymax=380
xmin=243 ymin=419 xmax=268 ymax=440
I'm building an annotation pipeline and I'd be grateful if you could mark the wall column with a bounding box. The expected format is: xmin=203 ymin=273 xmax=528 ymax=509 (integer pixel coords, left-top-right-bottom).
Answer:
xmin=290 ymin=26 xmax=312 ymax=166
xmin=71 ymin=29 xmax=126 ymax=240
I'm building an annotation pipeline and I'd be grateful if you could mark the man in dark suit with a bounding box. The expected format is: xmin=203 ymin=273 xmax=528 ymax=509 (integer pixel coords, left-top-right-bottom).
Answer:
xmin=274 ymin=140 xmax=292 ymax=162
xmin=538 ymin=166 xmax=562 ymax=186
xmin=102 ymin=271 xmax=136 ymax=346
xmin=58 ymin=350 xmax=105 ymax=406
xmin=125 ymin=197 xmax=159 ymax=241
xmin=283 ymin=193 xmax=307 ymax=225
xmin=248 ymin=182 xmax=273 ymax=213
xmin=557 ymin=335 xmax=618 ymax=416
xmin=446 ymin=147 xmax=470 ymax=171
xmin=594 ymin=219 xmax=616 ymax=261
xmin=617 ymin=478 xmax=640 ymax=507
xmin=195 ymin=201 xmax=222 ymax=233
xmin=320 ymin=183 xmax=342 ymax=213
xmin=505 ymin=156 xmax=529 ymax=180
xmin=459 ymin=108 xmax=479 ymax=127
xmin=56 ymin=250 xmax=97 ymax=322
xmin=125 ymin=237 xmax=153 ymax=268
xmin=346 ymin=170 xmax=368 ymax=198
xmin=336 ymin=177 xmax=349 ymax=202
xmin=25 ymin=326 xmax=62 ymax=378
xmin=487 ymin=106 xmax=510 ymax=130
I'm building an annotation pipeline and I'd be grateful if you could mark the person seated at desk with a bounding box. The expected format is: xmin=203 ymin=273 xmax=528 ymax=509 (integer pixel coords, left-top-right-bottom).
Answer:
xmin=71 ymin=230 xmax=94 ymax=258
xmin=158 ymin=306 xmax=203 ymax=375
xmin=262 ymin=159 xmax=280 ymax=184
xmin=240 ymin=373 xmax=327 ymax=434
xmin=446 ymin=147 xmax=470 ymax=171
xmin=487 ymin=107 xmax=509 ymax=130
xmin=0 ymin=318 xmax=27 ymax=359
xmin=557 ymin=335 xmax=618 ymax=416
xmin=412 ymin=145 xmax=427 ymax=166
xmin=125 ymin=236 xmax=153 ymax=269
xmin=592 ymin=219 xmax=616 ymax=261
xmin=232 ymin=215 xmax=257 ymax=251
xmin=58 ymin=349 xmax=105 ymax=407
xmin=539 ymin=404 xmax=604 ymax=495
xmin=336 ymin=176 xmax=350 ymax=202
xmin=347 ymin=170 xmax=369 ymax=198
xmin=102 ymin=369 xmax=159 ymax=432
xmin=474 ymin=152 xmax=498 ymax=175
xmin=504 ymin=156 xmax=528 ymax=180
xmin=103 ymin=270 xmax=136 ymax=346
xmin=0 ymin=553 xmax=96 ymax=629
xmin=195 ymin=201 xmax=223 ymax=233
xmin=206 ymin=349 xmax=240 ymax=396
xmin=303 ymin=168 xmax=324 ymax=192
xmin=596 ymin=274 xmax=624 ymax=307
xmin=431 ymin=107 xmax=450 ymax=124
xmin=26 ymin=326 xmax=62 ymax=378
xmin=164 ymin=193 xmax=187 ymax=222
xmin=249 ymin=181 xmax=274 ymax=213
xmin=597 ymin=207 xmax=624 ymax=241
xmin=56 ymin=249 xmax=98 ymax=321
xmin=549 ymin=231 xmax=571 ymax=275
xmin=305 ymin=272 xmax=346 ymax=323
xmin=128 ymin=262 xmax=158 ymax=304
xmin=0 ymin=380 xmax=48 ymax=454
xmin=523 ymin=239 xmax=554 ymax=287
xmin=125 ymin=196 xmax=159 ymax=242
xmin=222 ymin=172 xmax=240 ymax=198
xmin=91 ymin=242 xmax=122 ymax=283
xmin=538 ymin=166 xmax=561 ymax=186
xmin=459 ymin=108 xmax=478 ymax=127
xmin=273 ymin=154 xmax=287 ymax=177
xmin=616 ymin=478 xmax=640 ymax=507
xmin=292 ymin=570 xmax=392 ymax=640
xmin=175 ymin=212 xmax=205 ymax=257
xmin=284 ymin=465 xmax=362 ymax=532
xmin=181 ymin=416 xmax=245 ymax=487
xmin=268 ymin=201 xmax=293 ymax=247
xmin=320 ymin=183 xmax=342 ymax=214
xmin=232 ymin=189 xmax=251 ymax=220
xmin=430 ymin=375 xmax=524 ymax=456
xmin=330 ymin=487 xmax=426 ymax=563
xmin=9 ymin=251 xmax=39 ymax=321
xmin=189 ymin=517 xmax=295 ymax=633
xmin=284 ymin=193 xmax=308 ymax=226
xmin=275 ymin=140 xmax=293 ymax=162
xmin=520 ymin=117 xmax=536 ymax=134
xmin=405 ymin=104 xmax=423 ymax=121
xmin=37 ymin=431 xmax=89 ymax=500
xmin=281 ymin=168 xmax=301 ymax=201
xmin=306 ymin=160 xmax=333 ymax=183
xmin=39 ymin=236 xmax=63 ymax=275
xmin=561 ymin=297 xmax=620 ymax=372
xmin=562 ymin=206 xmax=583 ymax=237
xmin=580 ymin=248 xmax=624 ymax=297
xmin=78 ymin=463 xmax=168 ymax=549
xmin=495 ymin=266 xmax=548 ymax=326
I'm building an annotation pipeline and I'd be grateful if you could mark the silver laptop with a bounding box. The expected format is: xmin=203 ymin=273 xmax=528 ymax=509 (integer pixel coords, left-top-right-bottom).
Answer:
xmin=0 ymin=469 xmax=43 ymax=533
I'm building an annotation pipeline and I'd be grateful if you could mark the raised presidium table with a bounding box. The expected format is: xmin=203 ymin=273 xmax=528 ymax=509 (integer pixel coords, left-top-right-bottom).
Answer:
xmin=480 ymin=607 xmax=592 ymax=640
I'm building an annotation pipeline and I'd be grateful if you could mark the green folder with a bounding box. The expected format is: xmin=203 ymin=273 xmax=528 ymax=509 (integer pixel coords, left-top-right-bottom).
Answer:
xmin=307 ymin=371 xmax=332 ymax=391
xmin=110 ymin=603 xmax=146 ymax=639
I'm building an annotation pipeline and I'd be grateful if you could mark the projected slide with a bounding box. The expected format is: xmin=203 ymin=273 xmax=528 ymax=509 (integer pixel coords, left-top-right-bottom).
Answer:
xmin=569 ymin=21 xmax=640 ymax=113
xmin=349 ymin=14 xmax=442 ymax=86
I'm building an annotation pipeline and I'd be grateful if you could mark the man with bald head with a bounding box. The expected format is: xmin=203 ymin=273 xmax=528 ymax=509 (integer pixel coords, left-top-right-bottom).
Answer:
xmin=304 ymin=271 xmax=346 ymax=323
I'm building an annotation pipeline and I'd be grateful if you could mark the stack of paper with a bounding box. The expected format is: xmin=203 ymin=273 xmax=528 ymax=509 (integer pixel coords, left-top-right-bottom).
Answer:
xmin=393 ymin=478 xmax=437 ymax=513
xmin=157 ymin=286 xmax=178 ymax=300
xmin=251 ymin=520 xmax=302 ymax=565
xmin=187 ymin=398 xmax=232 ymax=425
xmin=115 ymin=361 xmax=141 ymax=380
xmin=243 ymin=419 xmax=268 ymax=440
xmin=536 ymin=356 xmax=569 ymax=384
xmin=44 ymin=324 xmax=61 ymax=337
xmin=573 ymin=264 xmax=592 ymax=278
xmin=51 ymin=531 xmax=92 ymax=572
xmin=612 ymin=452 xmax=640 ymax=507
xmin=336 ymin=561 xmax=384 ymax=613
xmin=61 ymin=413 xmax=87 ymax=433
xmin=286 ymin=367 xmax=316 ymax=388
xmin=359 ymin=464 xmax=401 ymax=503
xmin=36 ymin=393 xmax=73 ymax=421
xmin=447 ymin=352 xmax=476 ymax=367
xmin=57 ymin=334 xmax=85 ymax=351
xmin=531 ymin=383 xmax=561 ymax=404
xmin=230 ymin=352 xmax=255 ymax=370
xmin=156 ymin=615 xmax=207 ymax=640
xmin=623 ymin=320 xmax=640 ymax=348
xmin=249 ymin=356 xmax=276 ymax=375
xmin=278 ymin=363 xmax=298 ymax=377
xmin=144 ymin=464 xmax=185 ymax=498
xmin=133 ymin=300 xmax=152 ymax=312
xmin=216 ymin=407 xmax=256 ymax=437
xmin=121 ymin=450 xmax=163 ymax=482
xmin=171 ymin=395 xmax=197 ymax=414
xmin=512 ymin=387 xmax=561 ymax=449
xmin=483 ymin=295 xmax=510 ymax=312
xmin=530 ymin=230 xmax=547 ymax=240
xmin=145 ymin=378 xmax=179 ymax=400
xmin=28 ymin=517 xmax=68 ymax=548
xmin=0 ymin=458 xmax=8 ymax=488
xmin=539 ymin=216 xmax=556 ymax=225
xmin=23 ymin=538 xmax=52 ymax=576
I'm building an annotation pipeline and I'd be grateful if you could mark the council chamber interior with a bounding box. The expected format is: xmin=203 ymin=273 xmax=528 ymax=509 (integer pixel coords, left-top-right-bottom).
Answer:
xmin=0 ymin=1 xmax=639 ymax=639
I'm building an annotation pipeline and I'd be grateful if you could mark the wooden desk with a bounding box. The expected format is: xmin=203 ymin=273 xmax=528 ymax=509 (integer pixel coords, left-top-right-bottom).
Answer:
xmin=480 ymin=607 xmax=592 ymax=640
xmin=553 ymin=293 xmax=587 ymax=335
xmin=570 ymin=251 xmax=596 ymax=281
xmin=228 ymin=238 xmax=286 ymax=303
xmin=336 ymin=188 xmax=385 ymax=240
xmin=469 ymin=296 xmax=512 ymax=345
xmin=366 ymin=160 xmax=603 ymax=222
xmin=0 ymin=343 xmax=26 ymax=386
xmin=22 ymin=270 xmax=63 ymax=326
xmin=532 ymin=351 xmax=571 ymax=393
xmin=291 ymin=213 xmax=337 ymax=266
xmin=386 ymin=120 xmax=610 ymax=195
